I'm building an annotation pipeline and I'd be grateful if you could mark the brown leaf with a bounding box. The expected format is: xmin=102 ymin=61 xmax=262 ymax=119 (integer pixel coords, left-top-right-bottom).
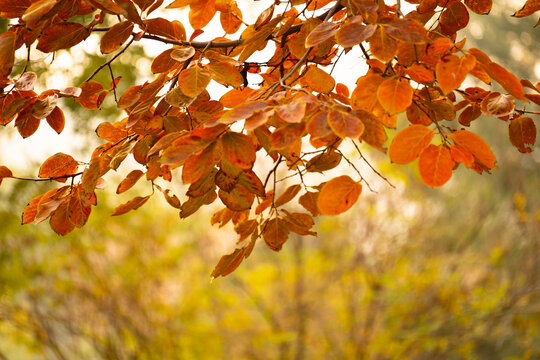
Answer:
xmin=440 ymin=2 xmax=469 ymax=34
xmin=274 ymin=184 xmax=302 ymax=208
xmin=45 ymin=106 xmax=65 ymax=134
xmin=335 ymin=22 xmax=376 ymax=48
xmin=263 ymin=217 xmax=290 ymax=251
xmin=0 ymin=165 xmax=13 ymax=186
xmin=305 ymin=21 xmax=338 ymax=47
xmin=509 ymin=116 xmax=536 ymax=153
xmin=49 ymin=198 xmax=76 ymax=235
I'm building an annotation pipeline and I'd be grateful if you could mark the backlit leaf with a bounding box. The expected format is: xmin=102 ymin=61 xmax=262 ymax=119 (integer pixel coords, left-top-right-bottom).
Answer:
xmin=112 ymin=195 xmax=151 ymax=216
xmin=317 ymin=175 xmax=362 ymax=216
xmin=305 ymin=21 xmax=338 ymax=47
xmin=436 ymin=54 xmax=476 ymax=94
xmin=178 ymin=65 xmax=212 ymax=97
xmin=418 ymin=144 xmax=454 ymax=187
xmin=449 ymin=130 xmax=497 ymax=169
xmin=0 ymin=165 xmax=13 ymax=186
xmin=45 ymin=106 xmax=65 ymax=134
xmin=221 ymin=132 xmax=256 ymax=169
xmin=482 ymin=62 xmax=527 ymax=101
xmin=389 ymin=124 xmax=434 ymax=164
xmin=513 ymin=0 xmax=540 ymax=17
xmin=38 ymin=153 xmax=79 ymax=179
xmin=274 ymin=184 xmax=302 ymax=208
xmin=37 ymin=22 xmax=90 ymax=53
xmin=327 ymin=109 xmax=365 ymax=138
xmin=335 ymin=23 xmax=376 ymax=48
xmin=303 ymin=66 xmax=335 ymax=93
xmin=116 ymin=169 xmax=145 ymax=194
xmin=276 ymin=100 xmax=306 ymax=123
xmin=0 ymin=31 xmax=16 ymax=77
xmin=377 ymin=77 xmax=413 ymax=115
xmin=49 ymin=199 xmax=76 ymax=235
xmin=464 ymin=0 xmax=492 ymax=15
xmin=480 ymin=92 xmax=514 ymax=118
xmin=440 ymin=2 xmax=469 ymax=34
xmin=263 ymin=218 xmax=290 ymax=251
xmin=218 ymin=185 xmax=255 ymax=211
xmin=100 ymin=21 xmax=134 ymax=54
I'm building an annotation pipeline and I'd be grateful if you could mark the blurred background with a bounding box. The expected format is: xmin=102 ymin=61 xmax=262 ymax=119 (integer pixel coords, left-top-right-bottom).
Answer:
xmin=1 ymin=1 xmax=540 ymax=359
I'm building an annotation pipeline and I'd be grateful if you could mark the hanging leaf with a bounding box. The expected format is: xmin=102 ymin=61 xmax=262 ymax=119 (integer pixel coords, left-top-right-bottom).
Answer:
xmin=303 ymin=66 xmax=335 ymax=93
xmin=116 ymin=169 xmax=145 ymax=194
xmin=464 ymin=0 xmax=492 ymax=15
xmin=327 ymin=109 xmax=365 ymax=138
xmin=317 ymin=175 xmax=362 ymax=216
xmin=480 ymin=92 xmax=515 ymax=118
xmin=509 ymin=116 xmax=536 ymax=153
xmin=436 ymin=54 xmax=476 ymax=94
xmin=274 ymin=184 xmax=302 ymax=208
xmin=513 ymin=0 xmax=540 ymax=17
xmin=100 ymin=21 xmax=134 ymax=54
xmin=112 ymin=195 xmax=151 ymax=216
xmin=275 ymin=100 xmax=306 ymax=123
xmin=178 ymin=65 xmax=212 ymax=98
xmin=220 ymin=132 xmax=256 ymax=169
xmin=0 ymin=165 xmax=13 ymax=186
xmin=262 ymin=217 xmax=290 ymax=251
xmin=440 ymin=2 xmax=469 ymax=34
xmin=389 ymin=124 xmax=434 ymax=164
xmin=377 ymin=77 xmax=413 ymax=115
xmin=37 ymin=22 xmax=90 ymax=53
xmin=336 ymin=23 xmax=376 ymax=48
xmin=305 ymin=21 xmax=338 ymax=47
xmin=449 ymin=130 xmax=497 ymax=169
xmin=38 ymin=153 xmax=79 ymax=179
xmin=418 ymin=144 xmax=455 ymax=187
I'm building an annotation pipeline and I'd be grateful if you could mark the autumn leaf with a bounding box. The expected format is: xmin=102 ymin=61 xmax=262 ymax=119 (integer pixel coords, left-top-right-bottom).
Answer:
xmin=274 ymin=184 xmax=302 ymax=208
xmin=116 ymin=170 xmax=145 ymax=194
xmin=38 ymin=153 xmax=79 ymax=179
xmin=220 ymin=132 xmax=256 ymax=169
xmin=305 ymin=21 xmax=338 ymax=47
xmin=389 ymin=125 xmax=434 ymax=164
xmin=303 ymin=66 xmax=335 ymax=93
xmin=509 ymin=117 xmax=536 ymax=153
xmin=436 ymin=54 xmax=476 ymax=94
xmin=317 ymin=175 xmax=362 ymax=216
xmin=37 ymin=22 xmax=90 ymax=53
xmin=449 ymin=130 xmax=497 ymax=169
xmin=377 ymin=77 xmax=413 ymax=115
xmin=418 ymin=144 xmax=455 ymax=187
xmin=0 ymin=165 xmax=13 ymax=186
xmin=178 ymin=65 xmax=212 ymax=98
xmin=112 ymin=195 xmax=151 ymax=216
xmin=100 ymin=21 xmax=134 ymax=54
xmin=263 ymin=217 xmax=290 ymax=251
xmin=327 ymin=109 xmax=365 ymax=138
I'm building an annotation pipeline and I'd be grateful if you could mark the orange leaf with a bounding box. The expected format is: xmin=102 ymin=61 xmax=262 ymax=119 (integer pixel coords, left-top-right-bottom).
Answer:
xmin=116 ymin=169 xmax=145 ymax=194
xmin=45 ymin=106 xmax=65 ymax=134
xmin=509 ymin=117 xmax=536 ymax=153
xmin=49 ymin=198 xmax=76 ymax=235
xmin=36 ymin=22 xmax=90 ymax=53
xmin=221 ymin=132 xmax=256 ymax=169
xmin=151 ymin=49 xmax=178 ymax=74
xmin=145 ymin=17 xmax=186 ymax=40
xmin=303 ymin=66 xmax=335 ymax=93
xmin=436 ymin=54 xmax=476 ymax=94
xmin=178 ymin=65 xmax=211 ymax=97
xmin=464 ymin=0 xmax=492 ymax=14
xmin=335 ymin=22 xmax=376 ymax=48
xmin=377 ymin=77 xmax=413 ymax=115
xmin=513 ymin=0 xmax=540 ymax=17
xmin=275 ymin=100 xmax=306 ymax=123
xmin=112 ymin=195 xmax=151 ymax=216
xmin=100 ymin=21 xmax=134 ymax=54
xmin=449 ymin=130 xmax=497 ymax=169
xmin=189 ymin=0 xmax=216 ymax=29
xmin=0 ymin=31 xmax=16 ymax=77
xmin=274 ymin=184 xmax=302 ymax=208
xmin=68 ymin=186 xmax=91 ymax=227
xmin=418 ymin=144 xmax=454 ymax=187
xmin=482 ymin=62 xmax=527 ymax=101
xmin=22 ymin=193 xmax=44 ymax=224
xmin=305 ymin=21 xmax=338 ymax=47
xmin=182 ymin=143 xmax=218 ymax=184
xmin=327 ymin=109 xmax=365 ymax=138
xmin=170 ymin=47 xmax=196 ymax=62
xmin=299 ymin=191 xmax=319 ymax=217
xmin=270 ymin=123 xmax=306 ymax=149
xmin=38 ymin=153 xmax=79 ymax=179
xmin=211 ymin=247 xmax=249 ymax=278
xmin=207 ymin=62 xmax=244 ymax=88
xmin=368 ymin=26 xmax=398 ymax=61
xmin=263 ymin=217 xmax=290 ymax=251
xmin=220 ymin=101 xmax=267 ymax=124
xmin=440 ymin=1 xmax=469 ymax=34
xmin=238 ymin=170 xmax=265 ymax=196
xmin=218 ymin=185 xmax=255 ymax=211
xmin=389 ymin=124 xmax=434 ymax=164
xmin=450 ymin=144 xmax=475 ymax=167
xmin=317 ymin=175 xmax=361 ymax=216
xmin=406 ymin=63 xmax=434 ymax=83
xmin=351 ymin=73 xmax=384 ymax=112
xmin=0 ymin=165 xmax=13 ymax=186
xmin=220 ymin=5 xmax=243 ymax=34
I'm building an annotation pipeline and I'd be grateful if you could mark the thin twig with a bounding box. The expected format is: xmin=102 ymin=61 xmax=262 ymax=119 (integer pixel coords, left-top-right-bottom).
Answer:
xmin=84 ymin=35 xmax=136 ymax=83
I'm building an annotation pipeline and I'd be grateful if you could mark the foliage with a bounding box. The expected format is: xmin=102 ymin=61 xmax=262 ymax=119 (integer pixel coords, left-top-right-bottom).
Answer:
xmin=0 ymin=0 xmax=539 ymax=276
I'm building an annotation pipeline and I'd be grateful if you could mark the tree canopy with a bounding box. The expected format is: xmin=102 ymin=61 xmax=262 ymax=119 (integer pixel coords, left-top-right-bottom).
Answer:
xmin=0 ymin=0 xmax=538 ymax=277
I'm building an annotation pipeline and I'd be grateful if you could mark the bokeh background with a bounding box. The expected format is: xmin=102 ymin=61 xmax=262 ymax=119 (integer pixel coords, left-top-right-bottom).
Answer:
xmin=1 ymin=1 xmax=539 ymax=359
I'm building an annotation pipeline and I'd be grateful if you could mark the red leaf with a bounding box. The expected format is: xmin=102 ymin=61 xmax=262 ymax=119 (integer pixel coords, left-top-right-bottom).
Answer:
xmin=45 ymin=106 xmax=65 ymax=134
xmin=0 ymin=165 xmax=13 ymax=186
xmin=49 ymin=198 xmax=76 ymax=235
xmin=440 ymin=2 xmax=469 ymax=34
xmin=38 ymin=153 xmax=79 ymax=179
